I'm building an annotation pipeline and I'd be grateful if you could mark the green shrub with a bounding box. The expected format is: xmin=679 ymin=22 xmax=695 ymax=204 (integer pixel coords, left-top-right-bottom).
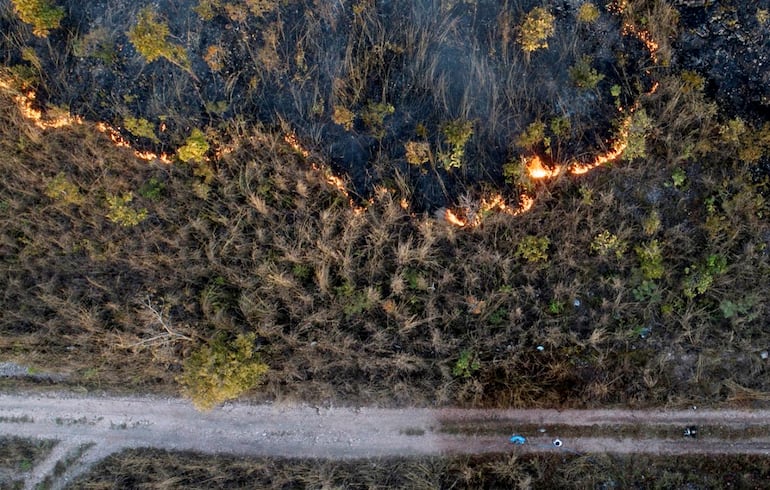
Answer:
xmin=516 ymin=235 xmax=550 ymax=263
xmin=404 ymin=141 xmax=431 ymax=165
xmin=11 ymin=0 xmax=64 ymax=37
xmin=682 ymin=254 xmax=727 ymax=299
xmin=124 ymin=117 xmax=159 ymax=144
xmin=45 ymin=173 xmax=84 ymax=206
xmin=105 ymin=192 xmax=147 ymax=227
xmin=439 ymin=119 xmax=473 ymax=170
xmin=623 ymin=109 xmax=651 ymax=161
xmin=453 ymin=350 xmax=480 ymax=378
xmin=719 ymin=298 xmax=757 ymax=320
xmin=138 ymin=177 xmax=165 ymax=200
xmin=180 ymin=333 xmax=268 ymax=411
xmin=590 ymin=230 xmax=627 ymax=259
xmin=361 ymin=101 xmax=394 ymax=139
xmin=671 ymin=167 xmax=686 ymax=188
xmin=177 ymin=129 xmax=209 ymax=163
xmin=73 ymin=30 xmax=117 ymax=64
xmin=642 ymin=209 xmax=661 ymax=236
xmin=128 ymin=7 xmax=191 ymax=71
xmin=548 ymin=299 xmax=564 ymax=315
xmin=569 ymin=55 xmax=605 ymax=89
xmin=550 ymin=116 xmax=571 ymax=138
xmin=332 ymin=105 xmax=355 ymax=131
xmin=633 ymin=280 xmax=661 ymax=302
xmin=577 ymin=3 xmax=600 ymax=23
xmin=515 ymin=120 xmax=545 ymax=149
xmin=517 ymin=7 xmax=555 ymax=54
xmin=635 ymin=240 xmax=664 ymax=280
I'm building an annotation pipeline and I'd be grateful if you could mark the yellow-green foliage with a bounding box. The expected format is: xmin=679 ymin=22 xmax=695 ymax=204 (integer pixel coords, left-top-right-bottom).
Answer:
xmin=105 ymin=192 xmax=148 ymax=227
xmin=439 ymin=119 xmax=473 ymax=169
xmin=623 ymin=109 xmax=651 ymax=161
xmin=361 ymin=101 xmax=394 ymax=139
xmin=577 ymin=2 xmax=600 ymax=23
xmin=591 ymin=230 xmax=627 ymax=259
xmin=195 ymin=0 xmax=277 ymax=22
xmin=517 ymin=7 xmax=555 ymax=54
xmin=11 ymin=0 xmax=64 ymax=37
xmin=124 ymin=117 xmax=159 ymax=144
xmin=128 ymin=7 xmax=191 ymax=71
xmin=516 ymin=235 xmax=550 ymax=263
xmin=404 ymin=141 xmax=431 ymax=165
xmin=515 ymin=120 xmax=545 ymax=149
xmin=180 ymin=333 xmax=268 ymax=411
xmin=45 ymin=173 xmax=84 ymax=206
xmin=642 ymin=209 xmax=661 ymax=236
xmin=680 ymin=70 xmax=705 ymax=93
xmin=177 ymin=129 xmax=210 ymax=163
xmin=737 ymin=122 xmax=770 ymax=163
xmin=683 ymin=254 xmax=727 ymax=299
xmin=756 ymin=8 xmax=769 ymax=25
xmin=635 ymin=240 xmax=664 ymax=280
xmin=332 ymin=105 xmax=355 ymax=131
xmin=569 ymin=55 xmax=604 ymax=89
xmin=550 ymin=116 xmax=571 ymax=138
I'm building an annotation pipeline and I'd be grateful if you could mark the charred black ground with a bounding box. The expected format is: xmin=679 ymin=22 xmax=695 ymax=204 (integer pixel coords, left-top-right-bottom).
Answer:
xmin=0 ymin=0 xmax=657 ymax=211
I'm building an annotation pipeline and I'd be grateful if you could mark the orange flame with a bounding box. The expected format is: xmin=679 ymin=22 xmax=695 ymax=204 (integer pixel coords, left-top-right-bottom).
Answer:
xmin=441 ymin=193 xmax=537 ymax=228
xmin=623 ymin=23 xmax=660 ymax=63
xmin=95 ymin=122 xmax=172 ymax=163
xmin=0 ymin=78 xmax=82 ymax=129
xmin=444 ymin=208 xmax=467 ymax=227
xmin=569 ymin=116 xmax=631 ymax=175
xmin=525 ymin=155 xmax=562 ymax=180
xmin=284 ymin=132 xmax=310 ymax=158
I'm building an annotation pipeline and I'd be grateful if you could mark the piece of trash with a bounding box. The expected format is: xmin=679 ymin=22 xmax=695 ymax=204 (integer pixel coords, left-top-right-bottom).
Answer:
xmin=761 ymin=350 xmax=769 ymax=360
xmin=638 ymin=326 xmax=652 ymax=339
xmin=536 ymin=345 xmax=545 ymax=352
xmin=573 ymin=299 xmax=581 ymax=308
xmin=538 ymin=427 xmax=546 ymax=433
xmin=509 ymin=434 xmax=527 ymax=445
xmin=552 ymin=438 xmax=563 ymax=447
xmin=683 ymin=426 xmax=698 ymax=438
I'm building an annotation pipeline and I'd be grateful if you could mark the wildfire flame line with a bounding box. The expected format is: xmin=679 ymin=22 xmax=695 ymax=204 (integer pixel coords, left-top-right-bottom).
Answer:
xmin=1 ymin=76 xmax=173 ymax=164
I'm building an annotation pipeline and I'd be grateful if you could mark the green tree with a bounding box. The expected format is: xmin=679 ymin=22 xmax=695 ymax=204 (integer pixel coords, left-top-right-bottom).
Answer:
xmin=439 ymin=119 xmax=473 ymax=170
xmin=177 ymin=128 xmax=209 ymax=163
xmin=517 ymin=7 xmax=555 ymax=56
xmin=128 ymin=7 xmax=194 ymax=76
xmin=180 ymin=333 xmax=268 ymax=410
xmin=11 ymin=0 xmax=64 ymax=37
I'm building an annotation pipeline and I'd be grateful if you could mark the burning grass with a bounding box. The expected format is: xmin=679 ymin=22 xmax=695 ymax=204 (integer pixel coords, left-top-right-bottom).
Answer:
xmin=1 ymin=61 xmax=769 ymax=410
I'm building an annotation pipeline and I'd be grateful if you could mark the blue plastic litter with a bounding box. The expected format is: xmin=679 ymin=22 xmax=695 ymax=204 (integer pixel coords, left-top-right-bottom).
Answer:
xmin=509 ymin=434 xmax=527 ymax=445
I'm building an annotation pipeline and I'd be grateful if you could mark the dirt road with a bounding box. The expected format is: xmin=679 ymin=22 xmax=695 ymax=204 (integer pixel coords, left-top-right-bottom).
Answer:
xmin=2 ymin=392 xmax=770 ymax=489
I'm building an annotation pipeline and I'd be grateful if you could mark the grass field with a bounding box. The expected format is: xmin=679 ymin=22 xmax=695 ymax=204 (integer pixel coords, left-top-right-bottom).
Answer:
xmin=1 ymin=0 xmax=769 ymax=411
xmin=73 ymin=448 xmax=770 ymax=489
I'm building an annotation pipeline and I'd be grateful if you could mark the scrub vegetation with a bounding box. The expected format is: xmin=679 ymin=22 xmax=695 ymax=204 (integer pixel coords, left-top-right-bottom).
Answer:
xmin=76 ymin=448 xmax=770 ymax=489
xmin=0 ymin=0 xmax=769 ymax=421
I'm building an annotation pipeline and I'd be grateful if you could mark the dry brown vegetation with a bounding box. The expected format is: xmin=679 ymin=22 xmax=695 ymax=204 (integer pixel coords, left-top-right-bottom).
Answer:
xmin=0 ymin=0 xmax=769 ymax=412
xmin=0 ymin=436 xmax=56 ymax=488
xmin=1 ymin=64 xmax=769 ymax=409
xmin=75 ymin=448 xmax=770 ymax=489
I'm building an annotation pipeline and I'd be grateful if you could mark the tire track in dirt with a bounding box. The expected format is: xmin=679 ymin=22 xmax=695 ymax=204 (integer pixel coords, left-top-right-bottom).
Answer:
xmin=1 ymin=392 xmax=769 ymax=488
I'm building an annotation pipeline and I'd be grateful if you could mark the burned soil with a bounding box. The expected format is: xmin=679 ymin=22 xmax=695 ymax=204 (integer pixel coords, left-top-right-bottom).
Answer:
xmin=0 ymin=0 xmax=657 ymax=211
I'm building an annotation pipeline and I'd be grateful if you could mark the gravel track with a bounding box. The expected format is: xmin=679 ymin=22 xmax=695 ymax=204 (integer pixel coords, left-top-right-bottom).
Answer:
xmin=1 ymin=392 xmax=769 ymax=489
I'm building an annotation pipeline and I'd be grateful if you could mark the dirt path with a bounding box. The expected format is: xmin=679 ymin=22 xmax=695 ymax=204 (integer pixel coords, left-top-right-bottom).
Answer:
xmin=2 ymin=392 xmax=770 ymax=489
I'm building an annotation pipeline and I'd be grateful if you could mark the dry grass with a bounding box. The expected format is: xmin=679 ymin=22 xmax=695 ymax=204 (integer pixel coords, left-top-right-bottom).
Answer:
xmin=73 ymin=448 xmax=770 ymax=489
xmin=0 ymin=436 xmax=57 ymax=488
xmin=0 ymin=1 xmax=769 ymax=412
